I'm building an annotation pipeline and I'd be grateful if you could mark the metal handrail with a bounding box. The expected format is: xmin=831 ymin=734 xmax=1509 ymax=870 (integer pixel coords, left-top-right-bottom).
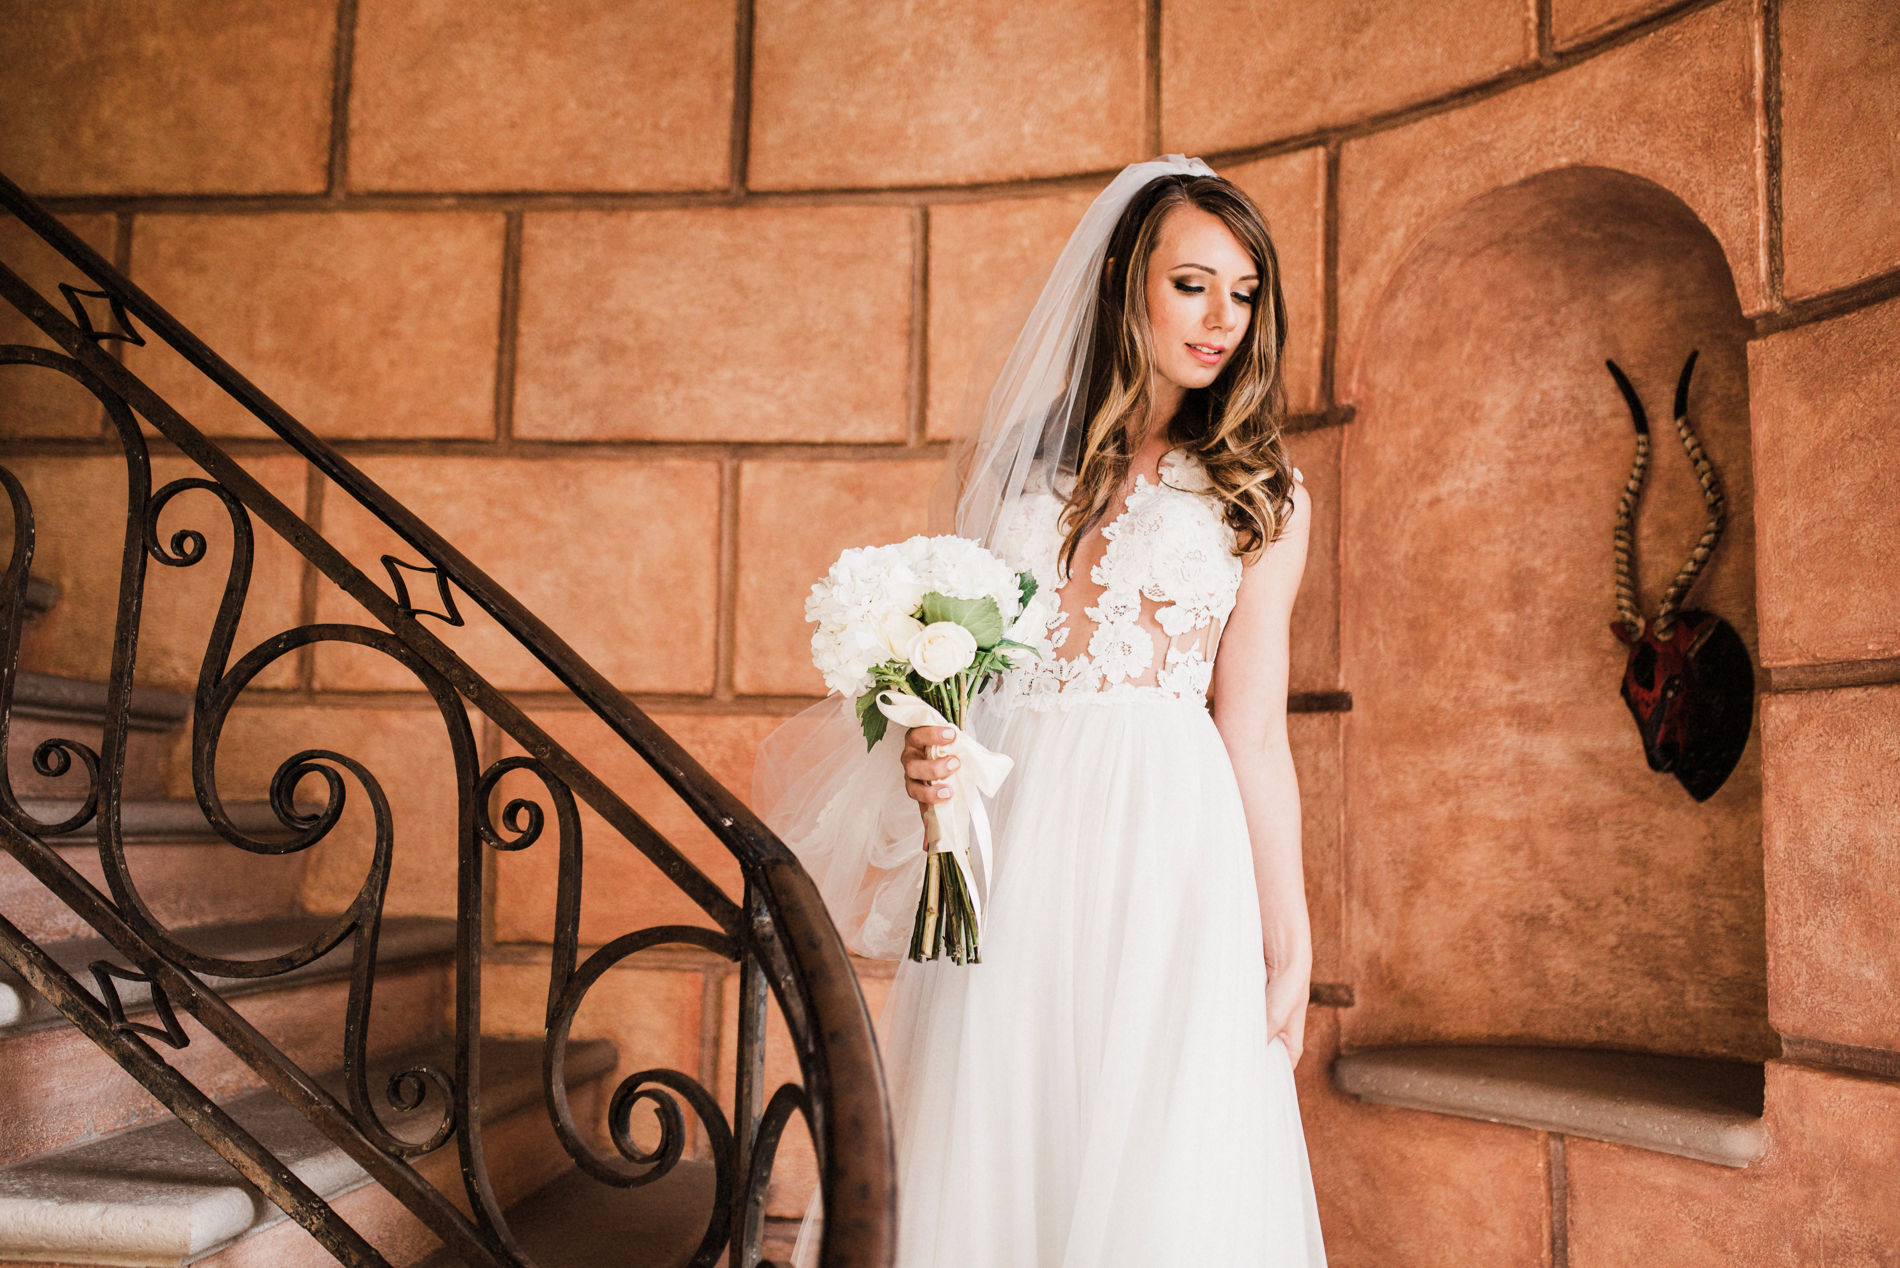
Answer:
xmin=0 ymin=170 xmax=894 ymax=1268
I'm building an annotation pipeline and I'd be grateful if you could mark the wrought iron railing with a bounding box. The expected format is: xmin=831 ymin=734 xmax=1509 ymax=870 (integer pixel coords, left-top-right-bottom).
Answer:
xmin=0 ymin=171 xmax=895 ymax=1268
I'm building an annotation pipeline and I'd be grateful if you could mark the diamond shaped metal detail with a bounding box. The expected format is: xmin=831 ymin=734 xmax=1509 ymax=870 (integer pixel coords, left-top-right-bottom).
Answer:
xmin=382 ymin=555 xmax=465 ymax=626
xmin=90 ymin=961 xmax=190 ymax=1049
xmin=58 ymin=283 xmax=146 ymax=346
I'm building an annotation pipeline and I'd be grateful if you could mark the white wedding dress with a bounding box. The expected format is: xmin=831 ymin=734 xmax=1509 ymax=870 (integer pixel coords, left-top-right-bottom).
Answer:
xmin=781 ymin=449 xmax=1326 ymax=1267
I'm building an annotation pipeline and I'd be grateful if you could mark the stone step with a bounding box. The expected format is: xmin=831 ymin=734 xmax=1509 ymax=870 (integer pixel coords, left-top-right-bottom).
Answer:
xmin=0 ymin=918 xmax=457 ymax=1166
xmin=415 ymin=1160 xmax=721 ymax=1268
xmin=0 ymin=1034 xmax=618 ymax=1268
xmin=0 ymin=799 xmax=307 ymax=944
xmin=6 ymin=672 xmax=193 ymax=803
xmin=0 ymin=914 xmax=453 ymax=1036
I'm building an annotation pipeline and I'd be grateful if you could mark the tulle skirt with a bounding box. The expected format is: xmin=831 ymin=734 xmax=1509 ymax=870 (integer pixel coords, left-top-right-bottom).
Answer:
xmin=816 ymin=697 xmax=1327 ymax=1267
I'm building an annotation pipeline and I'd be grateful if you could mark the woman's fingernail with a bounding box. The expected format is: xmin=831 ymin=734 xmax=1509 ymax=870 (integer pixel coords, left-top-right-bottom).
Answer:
xmin=938 ymin=787 xmax=951 ymax=799
xmin=947 ymin=757 xmax=960 ymax=771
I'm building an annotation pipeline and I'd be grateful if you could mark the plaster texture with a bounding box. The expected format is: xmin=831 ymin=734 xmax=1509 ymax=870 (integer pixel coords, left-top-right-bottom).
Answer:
xmin=748 ymin=0 xmax=1145 ymax=190
xmin=1778 ymin=0 xmax=1900 ymax=298
xmin=193 ymin=705 xmax=464 ymax=920
xmin=124 ymin=213 xmax=504 ymax=441
xmin=1284 ymin=427 xmax=1341 ymax=693
xmin=1761 ymin=685 xmax=1900 ymax=1053
xmin=311 ymin=456 xmax=721 ymax=695
xmin=1162 ymin=0 xmax=1532 ymax=153
xmin=1565 ymin=1063 xmax=1900 ymax=1266
xmin=1552 ymin=0 xmax=1678 ymax=47
xmin=0 ymin=0 xmax=335 ymax=197
xmin=1337 ymin=0 xmax=1763 ymax=368
xmin=924 ymin=191 xmax=1098 ymax=442
xmin=349 ymin=0 xmax=735 ymax=194
xmin=515 ymin=207 xmax=913 ymax=444
xmin=0 ymin=213 xmax=116 ymax=439
xmin=490 ymin=709 xmax=781 ymax=943
xmin=1750 ymin=298 xmax=1900 ymax=668
xmin=1298 ymin=1011 xmax=1552 ymax=1267
xmin=5 ymin=456 xmax=308 ymax=691
xmin=733 ymin=458 xmax=942 ymax=697
xmin=1342 ymin=166 xmax=1768 ymax=1059
xmin=1293 ymin=713 xmax=1345 ymax=983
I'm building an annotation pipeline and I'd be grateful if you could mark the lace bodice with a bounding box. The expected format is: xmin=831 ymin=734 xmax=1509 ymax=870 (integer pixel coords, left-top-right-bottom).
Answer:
xmin=993 ymin=449 xmax=1243 ymax=711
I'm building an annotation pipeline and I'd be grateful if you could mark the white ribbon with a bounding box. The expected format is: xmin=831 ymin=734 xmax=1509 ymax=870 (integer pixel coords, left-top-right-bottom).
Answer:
xmin=875 ymin=690 xmax=1013 ymax=931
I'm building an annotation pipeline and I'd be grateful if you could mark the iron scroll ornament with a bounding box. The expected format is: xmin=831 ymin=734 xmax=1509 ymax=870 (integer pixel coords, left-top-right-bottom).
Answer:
xmin=0 ymin=167 xmax=897 ymax=1268
xmin=0 ymin=348 xmax=805 ymax=1268
xmin=1605 ymin=351 xmax=1753 ymax=802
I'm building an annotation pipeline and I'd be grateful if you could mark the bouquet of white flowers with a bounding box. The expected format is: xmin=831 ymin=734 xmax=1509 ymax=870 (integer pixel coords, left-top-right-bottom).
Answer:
xmin=805 ymin=534 xmax=1047 ymax=963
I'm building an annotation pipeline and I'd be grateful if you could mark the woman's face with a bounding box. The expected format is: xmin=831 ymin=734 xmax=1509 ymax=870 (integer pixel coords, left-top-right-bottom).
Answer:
xmin=1142 ymin=204 xmax=1257 ymax=397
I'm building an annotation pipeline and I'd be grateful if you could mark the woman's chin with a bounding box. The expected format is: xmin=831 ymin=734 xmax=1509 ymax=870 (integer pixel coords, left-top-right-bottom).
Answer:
xmin=1160 ymin=363 xmax=1223 ymax=393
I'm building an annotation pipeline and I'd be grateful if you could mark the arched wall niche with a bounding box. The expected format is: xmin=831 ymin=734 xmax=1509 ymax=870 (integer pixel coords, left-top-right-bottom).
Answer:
xmin=1340 ymin=166 xmax=1773 ymax=1062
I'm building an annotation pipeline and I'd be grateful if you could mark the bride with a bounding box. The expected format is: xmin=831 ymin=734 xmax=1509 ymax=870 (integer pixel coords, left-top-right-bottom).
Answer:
xmin=757 ymin=156 xmax=1327 ymax=1267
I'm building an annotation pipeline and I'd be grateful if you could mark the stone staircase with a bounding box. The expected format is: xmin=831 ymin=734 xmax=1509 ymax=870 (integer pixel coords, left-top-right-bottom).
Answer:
xmin=0 ymin=671 xmax=625 ymax=1266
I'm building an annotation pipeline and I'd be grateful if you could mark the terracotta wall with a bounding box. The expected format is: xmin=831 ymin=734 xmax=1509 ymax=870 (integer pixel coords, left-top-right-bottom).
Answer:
xmin=1 ymin=0 xmax=1896 ymax=1262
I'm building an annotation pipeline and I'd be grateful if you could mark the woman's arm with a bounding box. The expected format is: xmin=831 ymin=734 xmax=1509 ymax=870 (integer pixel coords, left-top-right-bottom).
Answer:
xmin=1209 ymin=480 xmax=1314 ymax=1065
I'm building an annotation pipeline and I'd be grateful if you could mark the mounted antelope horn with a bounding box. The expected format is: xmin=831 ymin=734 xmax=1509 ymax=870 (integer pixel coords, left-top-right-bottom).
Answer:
xmin=1654 ymin=352 xmax=1723 ymax=639
xmin=1606 ymin=359 xmax=1652 ymax=641
xmin=1604 ymin=351 xmax=1752 ymax=803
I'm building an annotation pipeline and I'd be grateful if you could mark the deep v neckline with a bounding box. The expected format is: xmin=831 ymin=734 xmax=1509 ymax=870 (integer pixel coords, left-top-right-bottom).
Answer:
xmin=1057 ymin=448 xmax=1186 ymax=595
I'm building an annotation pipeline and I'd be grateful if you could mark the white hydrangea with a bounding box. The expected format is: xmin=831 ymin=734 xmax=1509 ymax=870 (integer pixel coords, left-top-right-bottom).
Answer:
xmin=805 ymin=543 xmax=928 ymax=697
xmin=896 ymin=534 xmax=1024 ymax=623
xmin=806 ymin=535 xmax=1026 ymax=698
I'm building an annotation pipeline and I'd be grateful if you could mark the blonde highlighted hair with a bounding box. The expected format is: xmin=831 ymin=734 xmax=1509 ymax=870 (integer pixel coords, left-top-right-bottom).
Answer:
xmin=1058 ymin=173 xmax=1296 ymax=577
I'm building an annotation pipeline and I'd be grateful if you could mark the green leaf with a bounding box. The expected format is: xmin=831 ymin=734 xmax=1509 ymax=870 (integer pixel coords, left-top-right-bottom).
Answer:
xmin=857 ymin=692 xmax=889 ymax=751
xmin=1017 ymin=571 xmax=1038 ymax=610
xmin=919 ymin=592 xmax=1005 ymax=648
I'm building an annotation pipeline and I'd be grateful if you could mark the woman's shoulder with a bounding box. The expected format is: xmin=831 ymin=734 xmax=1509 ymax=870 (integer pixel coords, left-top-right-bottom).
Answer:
xmin=1286 ymin=471 xmax=1312 ymax=523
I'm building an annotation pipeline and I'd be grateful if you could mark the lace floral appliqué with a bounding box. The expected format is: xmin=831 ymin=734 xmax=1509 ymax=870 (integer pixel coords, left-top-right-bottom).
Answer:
xmin=993 ymin=450 xmax=1243 ymax=712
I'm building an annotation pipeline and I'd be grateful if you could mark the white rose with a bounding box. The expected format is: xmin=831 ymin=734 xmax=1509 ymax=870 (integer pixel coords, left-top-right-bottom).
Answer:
xmin=907 ymin=621 xmax=978 ymax=682
xmin=874 ymin=610 xmax=925 ymax=661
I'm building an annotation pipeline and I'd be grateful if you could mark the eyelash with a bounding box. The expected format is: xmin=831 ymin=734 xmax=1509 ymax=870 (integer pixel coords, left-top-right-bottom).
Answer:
xmin=1172 ymin=279 xmax=1255 ymax=306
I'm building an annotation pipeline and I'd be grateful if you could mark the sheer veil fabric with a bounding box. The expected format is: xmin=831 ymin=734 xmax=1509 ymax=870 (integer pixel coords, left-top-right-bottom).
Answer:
xmin=753 ymin=157 xmax=1327 ymax=1267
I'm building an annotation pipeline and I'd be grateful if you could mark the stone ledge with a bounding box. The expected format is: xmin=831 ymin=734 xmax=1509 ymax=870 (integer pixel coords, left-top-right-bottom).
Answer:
xmin=9 ymin=672 xmax=192 ymax=731
xmin=1332 ymin=1045 xmax=1767 ymax=1168
xmin=0 ymin=1035 xmax=616 ymax=1267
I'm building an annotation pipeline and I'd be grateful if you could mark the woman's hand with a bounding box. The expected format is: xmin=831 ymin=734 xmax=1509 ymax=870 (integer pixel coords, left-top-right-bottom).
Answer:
xmin=901 ymin=726 xmax=959 ymax=806
xmin=1263 ymin=954 xmax=1311 ymax=1067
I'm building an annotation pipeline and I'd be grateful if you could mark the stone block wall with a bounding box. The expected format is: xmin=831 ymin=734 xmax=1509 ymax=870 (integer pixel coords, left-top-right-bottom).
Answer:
xmin=1 ymin=0 xmax=1896 ymax=1261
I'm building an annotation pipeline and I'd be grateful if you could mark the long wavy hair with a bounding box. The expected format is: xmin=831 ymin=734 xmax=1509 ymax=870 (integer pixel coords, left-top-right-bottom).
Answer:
xmin=1058 ymin=173 xmax=1295 ymax=578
